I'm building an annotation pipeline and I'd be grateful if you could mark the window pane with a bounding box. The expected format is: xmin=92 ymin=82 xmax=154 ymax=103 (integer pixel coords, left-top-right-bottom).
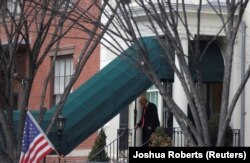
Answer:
xmin=55 ymin=95 xmax=61 ymax=104
xmin=8 ymin=0 xmax=21 ymax=13
xmin=55 ymin=60 xmax=60 ymax=77
xmin=59 ymin=76 xmax=65 ymax=94
xmin=149 ymin=92 xmax=157 ymax=105
xmin=59 ymin=60 xmax=65 ymax=76
xmin=148 ymin=85 xmax=156 ymax=90
xmin=54 ymin=77 xmax=60 ymax=94
xmin=54 ymin=55 xmax=73 ymax=100
xmin=146 ymin=85 xmax=158 ymax=108
xmin=65 ymin=76 xmax=70 ymax=87
xmin=65 ymin=58 xmax=72 ymax=76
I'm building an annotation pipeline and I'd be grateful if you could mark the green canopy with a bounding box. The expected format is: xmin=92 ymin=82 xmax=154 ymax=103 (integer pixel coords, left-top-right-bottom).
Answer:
xmin=189 ymin=41 xmax=224 ymax=82
xmin=50 ymin=37 xmax=174 ymax=155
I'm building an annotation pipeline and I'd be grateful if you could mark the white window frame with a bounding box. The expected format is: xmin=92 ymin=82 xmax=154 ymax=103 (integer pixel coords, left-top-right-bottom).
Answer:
xmin=146 ymin=85 xmax=159 ymax=108
xmin=54 ymin=56 xmax=73 ymax=104
xmin=59 ymin=0 xmax=74 ymax=8
xmin=7 ymin=0 xmax=21 ymax=14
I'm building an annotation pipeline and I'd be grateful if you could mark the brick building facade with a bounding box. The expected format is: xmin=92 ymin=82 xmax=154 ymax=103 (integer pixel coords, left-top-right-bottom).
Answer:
xmin=1 ymin=0 xmax=101 ymax=162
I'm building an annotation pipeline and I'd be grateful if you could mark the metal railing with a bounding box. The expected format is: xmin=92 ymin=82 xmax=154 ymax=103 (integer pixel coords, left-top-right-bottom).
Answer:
xmin=165 ymin=127 xmax=241 ymax=147
xmin=232 ymin=129 xmax=240 ymax=147
xmin=86 ymin=129 xmax=132 ymax=163
xmin=139 ymin=127 xmax=184 ymax=147
xmin=116 ymin=129 xmax=132 ymax=162
xmin=169 ymin=127 xmax=184 ymax=146
xmin=86 ymin=128 xmax=240 ymax=162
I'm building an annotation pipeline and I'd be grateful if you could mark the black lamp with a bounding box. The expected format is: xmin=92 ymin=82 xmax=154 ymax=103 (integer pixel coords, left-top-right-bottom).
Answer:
xmin=56 ymin=113 xmax=66 ymax=160
xmin=57 ymin=113 xmax=67 ymax=136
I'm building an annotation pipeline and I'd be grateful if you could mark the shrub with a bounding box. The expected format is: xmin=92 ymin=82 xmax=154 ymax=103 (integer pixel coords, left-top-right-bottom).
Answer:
xmin=209 ymin=113 xmax=233 ymax=146
xmin=88 ymin=128 xmax=109 ymax=161
xmin=149 ymin=127 xmax=172 ymax=147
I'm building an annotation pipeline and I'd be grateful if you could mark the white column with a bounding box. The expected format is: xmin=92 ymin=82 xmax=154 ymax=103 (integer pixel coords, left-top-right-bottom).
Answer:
xmin=129 ymin=100 xmax=142 ymax=147
xmin=135 ymin=98 xmax=143 ymax=146
xmin=243 ymin=4 xmax=250 ymax=146
xmin=172 ymin=34 xmax=188 ymax=146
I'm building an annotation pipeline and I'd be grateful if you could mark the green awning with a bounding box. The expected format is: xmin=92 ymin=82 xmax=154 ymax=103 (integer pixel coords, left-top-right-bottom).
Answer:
xmin=50 ymin=37 xmax=174 ymax=155
xmin=189 ymin=41 xmax=224 ymax=82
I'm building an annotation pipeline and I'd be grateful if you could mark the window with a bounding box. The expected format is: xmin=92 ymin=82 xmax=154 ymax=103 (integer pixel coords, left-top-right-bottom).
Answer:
xmin=146 ymin=85 xmax=158 ymax=108
xmin=121 ymin=0 xmax=131 ymax=4
xmin=162 ymin=82 xmax=173 ymax=128
xmin=59 ymin=0 xmax=74 ymax=8
xmin=7 ymin=0 xmax=21 ymax=14
xmin=54 ymin=56 xmax=73 ymax=104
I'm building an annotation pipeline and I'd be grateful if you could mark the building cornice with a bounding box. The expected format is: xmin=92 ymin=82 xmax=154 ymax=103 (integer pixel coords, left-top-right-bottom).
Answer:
xmin=118 ymin=1 xmax=231 ymax=18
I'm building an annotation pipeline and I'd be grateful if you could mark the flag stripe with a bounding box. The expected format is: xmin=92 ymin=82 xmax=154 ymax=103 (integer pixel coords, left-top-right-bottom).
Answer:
xmin=19 ymin=111 xmax=54 ymax=163
xmin=22 ymin=134 xmax=44 ymax=162
xmin=33 ymin=145 xmax=53 ymax=163
xmin=25 ymin=136 xmax=47 ymax=163
xmin=19 ymin=153 xmax=24 ymax=163
xmin=28 ymin=139 xmax=50 ymax=162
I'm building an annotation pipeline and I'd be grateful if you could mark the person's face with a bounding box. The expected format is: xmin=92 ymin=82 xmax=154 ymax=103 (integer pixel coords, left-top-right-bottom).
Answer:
xmin=139 ymin=99 xmax=147 ymax=108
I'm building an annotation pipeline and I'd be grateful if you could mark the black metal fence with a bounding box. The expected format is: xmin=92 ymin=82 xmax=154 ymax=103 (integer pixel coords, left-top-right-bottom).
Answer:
xmin=86 ymin=129 xmax=132 ymax=163
xmin=116 ymin=128 xmax=240 ymax=148
xmin=165 ymin=127 xmax=241 ymax=147
xmin=119 ymin=127 xmax=240 ymax=148
xmin=232 ymin=129 xmax=240 ymax=147
xmin=117 ymin=129 xmax=132 ymax=162
xmin=163 ymin=127 xmax=184 ymax=146
xmin=87 ymin=128 xmax=240 ymax=162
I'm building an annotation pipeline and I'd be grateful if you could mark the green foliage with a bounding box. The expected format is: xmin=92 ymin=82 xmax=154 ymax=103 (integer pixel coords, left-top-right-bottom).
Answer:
xmin=88 ymin=128 xmax=109 ymax=162
xmin=149 ymin=127 xmax=172 ymax=147
xmin=209 ymin=113 xmax=233 ymax=146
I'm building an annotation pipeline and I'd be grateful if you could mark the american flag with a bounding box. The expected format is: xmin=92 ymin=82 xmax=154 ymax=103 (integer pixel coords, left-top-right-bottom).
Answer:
xmin=19 ymin=111 xmax=55 ymax=163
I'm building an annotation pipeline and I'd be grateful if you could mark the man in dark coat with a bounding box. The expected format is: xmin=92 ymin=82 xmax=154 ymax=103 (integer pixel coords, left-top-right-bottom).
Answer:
xmin=135 ymin=96 xmax=160 ymax=147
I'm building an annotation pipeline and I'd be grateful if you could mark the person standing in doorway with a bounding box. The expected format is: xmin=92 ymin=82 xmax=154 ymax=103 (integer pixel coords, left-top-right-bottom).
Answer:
xmin=135 ymin=96 xmax=160 ymax=147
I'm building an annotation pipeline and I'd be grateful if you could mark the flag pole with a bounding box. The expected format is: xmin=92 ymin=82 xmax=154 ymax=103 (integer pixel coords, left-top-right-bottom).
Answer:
xmin=26 ymin=111 xmax=61 ymax=157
